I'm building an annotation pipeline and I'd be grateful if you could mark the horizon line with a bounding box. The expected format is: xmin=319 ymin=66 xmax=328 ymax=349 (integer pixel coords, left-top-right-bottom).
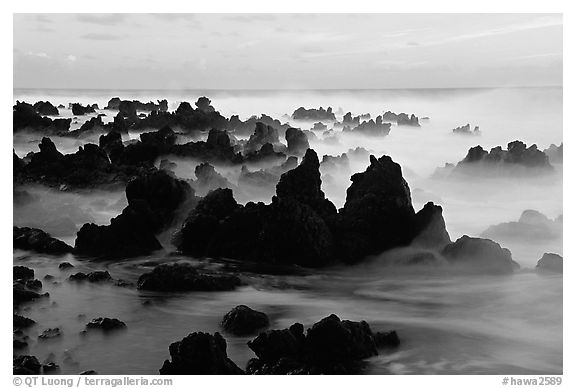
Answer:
xmin=13 ymin=85 xmax=563 ymax=92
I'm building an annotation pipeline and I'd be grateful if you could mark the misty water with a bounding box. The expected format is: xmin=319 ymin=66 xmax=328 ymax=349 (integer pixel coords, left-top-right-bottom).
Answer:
xmin=13 ymin=87 xmax=562 ymax=374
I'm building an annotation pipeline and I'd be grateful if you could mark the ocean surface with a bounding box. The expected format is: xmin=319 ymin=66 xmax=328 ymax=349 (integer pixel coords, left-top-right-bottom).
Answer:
xmin=13 ymin=87 xmax=563 ymax=374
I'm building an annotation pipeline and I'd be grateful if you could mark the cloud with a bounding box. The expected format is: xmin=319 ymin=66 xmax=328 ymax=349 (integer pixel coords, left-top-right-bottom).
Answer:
xmin=67 ymin=55 xmax=77 ymax=62
xmin=421 ymin=16 xmax=562 ymax=47
xmin=25 ymin=51 xmax=49 ymax=58
xmin=76 ymin=14 xmax=126 ymax=26
xmin=81 ymin=33 xmax=124 ymax=41
xmin=225 ymin=14 xmax=277 ymax=22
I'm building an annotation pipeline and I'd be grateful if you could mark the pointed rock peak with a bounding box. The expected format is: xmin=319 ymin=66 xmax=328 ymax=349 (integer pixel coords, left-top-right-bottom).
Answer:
xmin=302 ymin=148 xmax=320 ymax=168
xmin=276 ymin=148 xmax=324 ymax=203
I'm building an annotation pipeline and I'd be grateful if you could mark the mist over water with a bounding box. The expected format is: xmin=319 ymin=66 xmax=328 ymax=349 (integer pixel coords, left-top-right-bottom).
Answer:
xmin=13 ymin=87 xmax=562 ymax=374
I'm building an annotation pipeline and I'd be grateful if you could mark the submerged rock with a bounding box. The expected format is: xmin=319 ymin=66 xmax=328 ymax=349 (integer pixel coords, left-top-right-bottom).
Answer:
xmin=58 ymin=262 xmax=74 ymax=270
xmin=452 ymin=123 xmax=480 ymax=135
xmin=38 ymin=328 xmax=62 ymax=340
xmin=69 ymin=270 xmax=112 ymax=283
xmin=536 ymin=253 xmax=563 ymax=273
xmin=246 ymin=314 xmax=395 ymax=374
xmin=13 ymin=355 xmax=41 ymax=375
xmin=13 ymin=226 xmax=73 ymax=255
xmin=441 ymin=235 xmax=519 ymax=274
xmin=221 ymin=305 xmax=269 ymax=335
xmin=160 ymin=332 xmax=244 ymax=374
xmin=86 ymin=317 xmax=127 ymax=331
xmin=137 ymin=263 xmax=241 ymax=292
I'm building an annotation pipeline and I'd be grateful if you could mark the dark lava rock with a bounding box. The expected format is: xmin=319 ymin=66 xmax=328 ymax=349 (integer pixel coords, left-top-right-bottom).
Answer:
xmin=292 ymin=107 xmax=336 ymax=121
xmin=536 ymin=253 xmax=563 ymax=273
xmin=13 ymin=101 xmax=71 ymax=133
xmin=276 ymin=149 xmax=336 ymax=217
xmin=38 ymin=328 xmax=62 ymax=340
xmin=344 ymin=117 xmax=391 ymax=136
xmin=86 ymin=317 xmax=127 ymax=331
xmin=43 ymin=362 xmax=60 ymax=373
xmin=75 ymin=170 xmax=192 ymax=258
xmin=245 ymin=122 xmax=280 ymax=153
xmin=193 ymin=162 xmax=232 ymax=195
xmin=14 ymin=266 xmax=34 ymax=281
xmin=14 ymin=314 xmax=36 ymax=330
xmin=160 ymin=332 xmax=244 ymax=374
xmin=229 ymin=114 xmax=290 ymax=136
xmin=221 ymin=305 xmax=269 ymax=335
xmin=71 ymin=103 xmax=96 ymax=116
xmin=15 ymin=137 xmax=145 ymax=189
xmin=13 ymin=355 xmax=41 ymax=375
xmin=441 ymin=235 xmax=519 ymax=274
xmin=137 ymin=263 xmax=241 ymax=292
xmin=25 ymin=279 xmax=42 ymax=290
xmin=412 ymin=202 xmax=452 ymax=250
xmin=244 ymin=142 xmax=286 ymax=164
xmin=14 ymin=226 xmax=73 ymax=255
xmin=14 ymin=339 xmax=28 ymax=349
xmin=80 ymin=370 xmax=98 ymax=375
xmin=59 ymin=262 xmax=74 ymax=270
xmin=69 ymin=271 xmax=112 ymax=283
xmin=285 ymin=127 xmax=310 ymax=156
xmin=457 ymin=141 xmax=552 ymax=170
xmin=338 ymin=155 xmax=417 ymax=263
xmin=33 ymin=101 xmax=59 ymax=116
xmin=13 ymin=282 xmax=48 ymax=307
xmin=246 ymin=314 xmax=388 ymax=374
xmin=453 ymin=123 xmax=480 ymax=135
xmin=374 ymin=330 xmax=400 ymax=348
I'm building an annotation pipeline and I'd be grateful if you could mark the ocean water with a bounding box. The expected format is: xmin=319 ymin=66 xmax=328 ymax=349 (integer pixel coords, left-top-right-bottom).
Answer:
xmin=13 ymin=87 xmax=563 ymax=374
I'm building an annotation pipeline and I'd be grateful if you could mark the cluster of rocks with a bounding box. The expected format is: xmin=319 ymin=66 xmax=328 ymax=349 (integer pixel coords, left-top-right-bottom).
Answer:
xmin=13 ymin=101 xmax=71 ymax=134
xmin=33 ymin=101 xmax=60 ymax=116
xmin=13 ymin=266 xmax=48 ymax=308
xmin=71 ymin=103 xmax=97 ymax=116
xmin=229 ymin=114 xmax=290 ymax=137
xmin=456 ymin=141 xmax=553 ymax=170
xmin=74 ymin=169 xmax=193 ymax=258
xmin=105 ymin=97 xmax=168 ymax=112
xmin=452 ymin=123 xmax=480 ymax=135
xmin=344 ymin=116 xmax=392 ymax=136
xmin=481 ymin=210 xmax=562 ymax=242
xmin=14 ymin=137 xmax=153 ymax=189
xmin=160 ymin=312 xmax=399 ymax=375
xmin=292 ymin=107 xmax=336 ymax=121
xmin=13 ymin=226 xmax=73 ymax=255
xmin=171 ymin=148 xmax=518 ymax=273
xmin=382 ymin=111 xmax=420 ymax=126
xmin=137 ymin=263 xmax=241 ymax=292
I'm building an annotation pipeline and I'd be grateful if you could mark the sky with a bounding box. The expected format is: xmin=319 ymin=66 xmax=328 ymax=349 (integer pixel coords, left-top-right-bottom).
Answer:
xmin=13 ymin=13 xmax=562 ymax=90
